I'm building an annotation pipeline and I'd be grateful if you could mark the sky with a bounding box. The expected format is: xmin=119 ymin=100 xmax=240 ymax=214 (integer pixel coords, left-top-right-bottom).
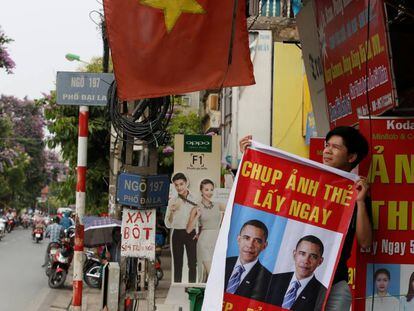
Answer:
xmin=0 ymin=0 xmax=103 ymax=100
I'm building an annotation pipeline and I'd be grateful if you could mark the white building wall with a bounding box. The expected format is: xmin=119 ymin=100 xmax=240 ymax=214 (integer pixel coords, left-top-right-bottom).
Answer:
xmin=222 ymin=30 xmax=273 ymax=169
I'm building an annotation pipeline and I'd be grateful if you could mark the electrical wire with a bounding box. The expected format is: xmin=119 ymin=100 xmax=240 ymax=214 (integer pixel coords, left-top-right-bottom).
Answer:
xmin=364 ymin=0 xmax=377 ymax=309
xmin=108 ymin=81 xmax=173 ymax=147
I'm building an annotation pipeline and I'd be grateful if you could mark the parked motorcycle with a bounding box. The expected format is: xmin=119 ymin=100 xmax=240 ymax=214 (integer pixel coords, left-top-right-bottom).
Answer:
xmin=0 ymin=218 xmax=6 ymax=241
xmin=155 ymin=245 xmax=164 ymax=282
xmin=48 ymin=238 xmax=73 ymax=288
xmin=83 ymin=250 xmax=102 ymax=288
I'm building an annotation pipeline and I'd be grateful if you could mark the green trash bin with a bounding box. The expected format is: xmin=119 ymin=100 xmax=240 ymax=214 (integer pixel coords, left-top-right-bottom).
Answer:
xmin=187 ymin=287 xmax=205 ymax=311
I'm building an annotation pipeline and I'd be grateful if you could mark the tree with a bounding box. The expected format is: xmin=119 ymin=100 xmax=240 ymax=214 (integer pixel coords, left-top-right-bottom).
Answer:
xmin=0 ymin=26 xmax=15 ymax=74
xmin=0 ymin=95 xmax=46 ymax=209
xmin=158 ymin=97 xmax=202 ymax=174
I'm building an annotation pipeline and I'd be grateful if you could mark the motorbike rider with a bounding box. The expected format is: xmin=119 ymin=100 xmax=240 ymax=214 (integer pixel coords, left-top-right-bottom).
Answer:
xmin=60 ymin=211 xmax=74 ymax=230
xmin=32 ymin=211 xmax=45 ymax=239
xmin=42 ymin=217 xmax=65 ymax=267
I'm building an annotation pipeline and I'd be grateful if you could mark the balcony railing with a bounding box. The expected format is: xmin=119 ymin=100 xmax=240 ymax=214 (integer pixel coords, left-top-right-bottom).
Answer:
xmin=249 ymin=0 xmax=302 ymax=18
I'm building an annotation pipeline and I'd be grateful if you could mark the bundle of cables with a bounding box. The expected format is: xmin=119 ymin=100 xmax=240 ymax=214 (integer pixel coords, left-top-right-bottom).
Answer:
xmin=108 ymin=81 xmax=173 ymax=146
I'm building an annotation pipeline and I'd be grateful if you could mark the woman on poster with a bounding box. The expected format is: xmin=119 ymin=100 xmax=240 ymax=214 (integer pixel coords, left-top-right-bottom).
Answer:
xmin=401 ymin=272 xmax=414 ymax=310
xmin=187 ymin=179 xmax=225 ymax=282
xmin=365 ymin=268 xmax=399 ymax=311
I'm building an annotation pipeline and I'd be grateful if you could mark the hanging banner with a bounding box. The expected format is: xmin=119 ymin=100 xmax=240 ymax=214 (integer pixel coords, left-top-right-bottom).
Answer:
xmin=121 ymin=208 xmax=156 ymax=259
xmin=356 ymin=117 xmax=414 ymax=310
xmin=314 ymin=0 xmax=396 ymax=128
xmin=204 ymin=141 xmax=359 ymax=310
xmin=165 ymin=134 xmax=226 ymax=285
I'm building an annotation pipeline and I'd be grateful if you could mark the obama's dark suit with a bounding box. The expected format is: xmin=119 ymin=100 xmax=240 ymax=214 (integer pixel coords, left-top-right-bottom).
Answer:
xmin=264 ymin=272 xmax=326 ymax=310
xmin=224 ymin=256 xmax=271 ymax=302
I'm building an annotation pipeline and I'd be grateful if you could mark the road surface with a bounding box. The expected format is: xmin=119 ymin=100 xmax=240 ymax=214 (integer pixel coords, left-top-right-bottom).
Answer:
xmin=0 ymin=227 xmax=53 ymax=311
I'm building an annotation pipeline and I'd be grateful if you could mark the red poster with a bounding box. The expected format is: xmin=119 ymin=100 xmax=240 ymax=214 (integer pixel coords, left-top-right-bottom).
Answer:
xmin=204 ymin=142 xmax=358 ymax=310
xmin=309 ymin=137 xmax=325 ymax=163
xmin=357 ymin=117 xmax=414 ymax=310
xmin=314 ymin=0 xmax=396 ymax=128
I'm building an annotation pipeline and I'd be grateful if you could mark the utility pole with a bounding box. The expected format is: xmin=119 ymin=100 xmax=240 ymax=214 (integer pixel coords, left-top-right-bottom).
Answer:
xmin=72 ymin=106 xmax=89 ymax=310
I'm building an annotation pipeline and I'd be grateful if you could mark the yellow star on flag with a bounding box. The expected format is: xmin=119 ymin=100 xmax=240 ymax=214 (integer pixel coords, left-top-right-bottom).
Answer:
xmin=140 ymin=0 xmax=205 ymax=33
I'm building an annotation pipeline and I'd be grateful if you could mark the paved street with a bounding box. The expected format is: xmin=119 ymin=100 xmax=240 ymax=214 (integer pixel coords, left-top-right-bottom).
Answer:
xmin=0 ymin=227 xmax=53 ymax=311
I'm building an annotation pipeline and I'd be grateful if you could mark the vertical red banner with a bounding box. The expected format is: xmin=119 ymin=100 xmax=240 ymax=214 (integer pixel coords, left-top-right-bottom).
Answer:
xmin=314 ymin=0 xmax=396 ymax=127
xmin=357 ymin=117 xmax=414 ymax=310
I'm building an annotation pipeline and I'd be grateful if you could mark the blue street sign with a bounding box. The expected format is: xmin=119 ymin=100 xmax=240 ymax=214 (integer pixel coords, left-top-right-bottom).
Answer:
xmin=116 ymin=173 xmax=170 ymax=208
xmin=56 ymin=71 xmax=114 ymax=106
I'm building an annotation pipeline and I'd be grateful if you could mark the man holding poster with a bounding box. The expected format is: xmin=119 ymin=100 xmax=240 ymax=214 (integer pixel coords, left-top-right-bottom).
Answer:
xmin=234 ymin=126 xmax=372 ymax=310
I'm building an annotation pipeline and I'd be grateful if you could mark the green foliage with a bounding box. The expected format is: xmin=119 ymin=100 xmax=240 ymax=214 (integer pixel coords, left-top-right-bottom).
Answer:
xmin=81 ymin=56 xmax=113 ymax=73
xmin=158 ymin=98 xmax=202 ymax=174
xmin=37 ymin=57 xmax=111 ymax=215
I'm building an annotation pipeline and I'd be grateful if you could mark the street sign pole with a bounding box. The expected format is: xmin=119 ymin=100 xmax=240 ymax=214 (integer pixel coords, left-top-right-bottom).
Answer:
xmin=55 ymin=72 xmax=113 ymax=311
xmin=72 ymin=105 xmax=89 ymax=311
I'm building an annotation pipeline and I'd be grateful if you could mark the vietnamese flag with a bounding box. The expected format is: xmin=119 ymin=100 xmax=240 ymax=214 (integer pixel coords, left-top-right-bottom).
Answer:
xmin=103 ymin=0 xmax=255 ymax=100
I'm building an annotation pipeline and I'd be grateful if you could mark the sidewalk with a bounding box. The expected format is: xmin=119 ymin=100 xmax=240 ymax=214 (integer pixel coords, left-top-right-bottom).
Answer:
xmin=40 ymin=247 xmax=173 ymax=311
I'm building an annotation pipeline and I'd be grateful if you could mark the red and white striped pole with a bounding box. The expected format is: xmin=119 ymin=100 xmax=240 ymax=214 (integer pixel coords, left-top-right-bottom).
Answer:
xmin=72 ymin=105 xmax=89 ymax=310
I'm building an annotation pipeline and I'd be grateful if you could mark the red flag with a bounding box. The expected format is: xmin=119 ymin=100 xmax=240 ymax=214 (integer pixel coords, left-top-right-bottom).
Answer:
xmin=103 ymin=0 xmax=255 ymax=100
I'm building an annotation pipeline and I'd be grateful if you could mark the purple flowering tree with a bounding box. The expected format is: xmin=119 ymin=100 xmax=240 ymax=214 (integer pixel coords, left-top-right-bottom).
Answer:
xmin=0 ymin=27 xmax=15 ymax=74
xmin=0 ymin=95 xmax=47 ymax=210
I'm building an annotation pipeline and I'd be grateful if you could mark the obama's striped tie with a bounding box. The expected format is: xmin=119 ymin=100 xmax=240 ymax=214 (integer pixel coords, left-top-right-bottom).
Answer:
xmin=282 ymin=280 xmax=301 ymax=309
xmin=226 ymin=265 xmax=245 ymax=294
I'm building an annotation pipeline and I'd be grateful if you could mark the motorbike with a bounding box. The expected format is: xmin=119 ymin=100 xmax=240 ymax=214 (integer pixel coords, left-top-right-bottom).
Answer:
xmin=32 ymin=226 xmax=44 ymax=243
xmin=45 ymin=242 xmax=61 ymax=277
xmin=83 ymin=250 xmax=102 ymax=288
xmin=155 ymin=231 xmax=166 ymax=282
xmin=6 ymin=218 xmax=14 ymax=233
xmin=48 ymin=238 xmax=73 ymax=288
xmin=0 ymin=218 xmax=6 ymax=241
xmin=22 ymin=218 xmax=30 ymax=229
xmin=155 ymin=246 xmax=164 ymax=282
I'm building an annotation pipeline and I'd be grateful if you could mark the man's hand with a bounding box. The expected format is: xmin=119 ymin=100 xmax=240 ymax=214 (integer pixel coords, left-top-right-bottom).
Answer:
xmin=239 ymin=135 xmax=252 ymax=153
xmin=355 ymin=177 xmax=369 ymax=203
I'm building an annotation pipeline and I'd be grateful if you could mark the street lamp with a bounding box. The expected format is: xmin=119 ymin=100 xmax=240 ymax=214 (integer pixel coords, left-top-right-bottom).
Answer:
xmin=65 ymin=53 xmax=89 ymax=64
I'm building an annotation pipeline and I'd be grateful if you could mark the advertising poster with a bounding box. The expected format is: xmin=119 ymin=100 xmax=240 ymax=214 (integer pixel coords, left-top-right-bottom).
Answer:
xmin=165 ymin=134 xmax=225 ymax=285
xmin=204 ymin=142 xmax=359 ymax=310
xmin=121 ymin=208 xmax=156 ymax=259
xmin=314 ymin=0 xmax=395 ymax=128
xmin=356 ymin=117 xmax=414 ymax=311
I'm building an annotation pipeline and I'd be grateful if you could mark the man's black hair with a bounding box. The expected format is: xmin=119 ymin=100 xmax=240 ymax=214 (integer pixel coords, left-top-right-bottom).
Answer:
xmin=172 ymin=172 xmax=187 ymax=183
xmin=54 ymin=216 xmax=60 ymax=224
xmin=374 ymin=268 xmax=391 ymax=280
xmin=296 ymin=235 xmax=324 ymax=256
xmin=325 ymin=126 xmax=369 ymax=168
xmin=239 ymin=219 xmax=268 ymax=241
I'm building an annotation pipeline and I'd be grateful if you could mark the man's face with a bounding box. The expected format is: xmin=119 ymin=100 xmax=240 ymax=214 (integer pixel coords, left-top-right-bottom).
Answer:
xmin=237 ymin=225 xmax=267 ymax=264
xmin=322 ymin=135 xmax=356 ymax=171
xmin=173 ymin=179 xmax=188 ymax=196
xmin=293 ymin=241 xmax=324 ymax=280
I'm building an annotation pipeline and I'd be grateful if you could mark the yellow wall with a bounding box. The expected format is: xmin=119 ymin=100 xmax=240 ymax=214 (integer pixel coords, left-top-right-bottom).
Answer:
xmin=272 ymin=42 xmax=310 ymax=157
